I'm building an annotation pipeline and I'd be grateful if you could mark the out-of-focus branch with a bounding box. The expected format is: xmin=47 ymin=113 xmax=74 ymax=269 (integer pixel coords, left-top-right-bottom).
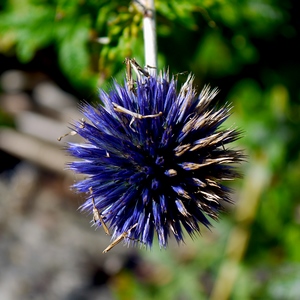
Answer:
xmin=0 ymin=71 xmax=84 ymax=177
xmin=0 ymin=128 xmax=73 ymax=176
xmin=209 ymin=159 xmax=270 ymax=300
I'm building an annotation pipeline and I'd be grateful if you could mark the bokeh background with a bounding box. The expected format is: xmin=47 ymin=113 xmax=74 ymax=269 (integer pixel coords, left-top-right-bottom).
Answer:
xmin=0 ymin=1 xmax=299 ymax=299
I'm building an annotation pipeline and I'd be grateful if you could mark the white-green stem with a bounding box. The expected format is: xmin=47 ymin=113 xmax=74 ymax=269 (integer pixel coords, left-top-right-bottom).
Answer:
xmin=140 ymin=0 xmax=157 ymax=75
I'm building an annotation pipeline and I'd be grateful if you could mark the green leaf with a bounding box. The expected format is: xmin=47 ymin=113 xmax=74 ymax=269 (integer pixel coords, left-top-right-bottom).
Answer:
xmin=56 ymin=16 xmax=96 ymax=89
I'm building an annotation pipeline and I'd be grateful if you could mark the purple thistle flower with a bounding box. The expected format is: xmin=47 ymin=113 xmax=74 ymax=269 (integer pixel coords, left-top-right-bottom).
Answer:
xmin=68 ymin=71 xmax=243 ymax=250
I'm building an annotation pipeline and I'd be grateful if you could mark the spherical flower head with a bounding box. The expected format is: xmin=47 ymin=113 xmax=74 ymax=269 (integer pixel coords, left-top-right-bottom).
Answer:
xmin=68 ymin=71 xmax=243 ymax=250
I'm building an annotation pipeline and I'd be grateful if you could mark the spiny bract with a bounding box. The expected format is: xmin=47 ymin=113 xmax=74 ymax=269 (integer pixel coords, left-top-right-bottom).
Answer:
xmin=68 ymin=71 xmax=243 ymax=249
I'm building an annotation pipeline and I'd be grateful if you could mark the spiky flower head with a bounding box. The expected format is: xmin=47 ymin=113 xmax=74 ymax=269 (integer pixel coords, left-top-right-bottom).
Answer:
xmin=68 ymin=70 xmax=243 ymax=250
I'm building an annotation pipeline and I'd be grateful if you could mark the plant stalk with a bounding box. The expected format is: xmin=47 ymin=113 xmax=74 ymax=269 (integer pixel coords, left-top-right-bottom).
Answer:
xmin=140 ymin=0 xmax=157 ymax=75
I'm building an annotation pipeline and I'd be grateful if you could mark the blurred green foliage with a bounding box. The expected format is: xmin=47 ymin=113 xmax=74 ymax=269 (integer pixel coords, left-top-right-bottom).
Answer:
xmin=0 ymin=0 xmax=299 ymax=299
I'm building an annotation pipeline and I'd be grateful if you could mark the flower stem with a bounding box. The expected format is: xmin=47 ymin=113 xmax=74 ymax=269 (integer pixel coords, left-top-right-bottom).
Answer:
xmin=140 ymin=0 xmax=157 ymax=75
